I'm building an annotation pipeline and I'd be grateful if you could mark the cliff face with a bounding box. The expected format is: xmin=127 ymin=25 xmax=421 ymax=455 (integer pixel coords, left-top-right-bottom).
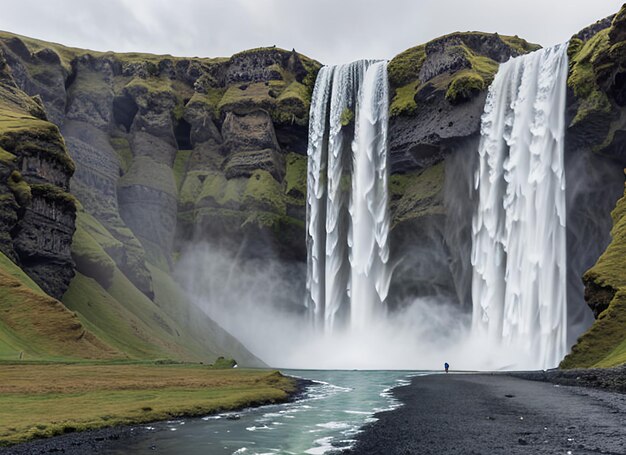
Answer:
xmin=0 ymin=31 xmax=318 ymax=364
xmin=0 ymin=46 xmax=76 ymax=300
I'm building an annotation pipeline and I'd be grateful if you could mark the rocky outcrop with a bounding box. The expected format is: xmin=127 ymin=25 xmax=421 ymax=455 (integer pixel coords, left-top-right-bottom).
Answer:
xmin=221 ymin=110 xmax=285 ymax=180
xmin=388 ymin=95 xmax=485 ymax=174
xmin=0 ymin=47 xmax=76 ymax=299
xmin=387 ymin=32 xmax=539 ymax=174
xmin=14 ymin=185 xmax=76 ymax=298
xmin=1 ymin=36 xmax=68 ymax=125
xmin=566 ymin=8 xmax=626 ymax=160
xmin=225 ymin=48 xmax=308 ymax=85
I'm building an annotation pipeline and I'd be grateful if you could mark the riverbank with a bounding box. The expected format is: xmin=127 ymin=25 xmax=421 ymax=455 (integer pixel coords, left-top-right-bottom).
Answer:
xmin=345 ymin=372 xmax=626 ymax=454
xmin=0 ymin=362 xmax=308 ymax=453
xmin=511 ymin=364 xmax=626 ymax=393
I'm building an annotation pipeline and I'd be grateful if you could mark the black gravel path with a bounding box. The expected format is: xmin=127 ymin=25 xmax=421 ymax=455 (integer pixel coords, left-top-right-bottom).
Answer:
xmin=345 ymin=373 xmax=626 ymax=455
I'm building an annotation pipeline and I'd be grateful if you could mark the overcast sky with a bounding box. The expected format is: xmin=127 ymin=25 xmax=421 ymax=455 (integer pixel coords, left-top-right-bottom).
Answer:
xmin=0 ymin=0 xmax=621 ymax=65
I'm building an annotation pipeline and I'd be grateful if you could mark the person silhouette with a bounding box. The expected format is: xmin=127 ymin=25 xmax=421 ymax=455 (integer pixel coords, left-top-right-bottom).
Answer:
xmin=444 ymin=362 xmax=449 ymax=373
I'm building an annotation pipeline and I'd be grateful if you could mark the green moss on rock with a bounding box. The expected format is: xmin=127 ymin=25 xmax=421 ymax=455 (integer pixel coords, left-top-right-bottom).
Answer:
xmin=172 ymin=150 xmax=192 ymax=191
xmin=218 ymin=83 xmax=276 ymax=113
xmin=118 ymin=156 xmax=177 ymax=197
xmin=109 ymin=137 xmax=133 ymax=174
xmin=388 ymin=44 xmax=427 ymax=88
xmin=499 ymin=35 xmax=542 ymax=55
xmin=584 ymin=185 xmax=626 ymax=291
xmin=0 ymin=109 xmax=75 ymax=174
xmin=243 ymin=170 xmax=286 ymax=215
xmin=218 ymin=80 xmax=310 ymax=126
xmin=0 ymin=147 xmax=15 ymax=165
xmin=567 ymin=29 xmax=612 ymax=126
xmin=30 ymin=183 xmax=77 ymax=210
xmin=7 ymin=171 xmax=31 ymax=206
xmin=125 ymin=77 xmax=173 ymax=96
xmin=561 ymin=291 xmax=626 ymax=368
xmin=276 ymin=81 xmax=310 ymax=121
xmin=445 ymin=70 xmax=485 ymax=104
xmin=196 ymin=172 xmax=246 ymax=208
xmin=186 ymin=89 xmax=226 ymax=119
xmin=284 ymin=153 xmax=307 ymax=199
xmin=391 ymin=163 xmax=445 ymax=226
xmin=389 ymin=82 xmax=419 ymax=116
xmin=71 ymin=212 xmax=116 ymax=288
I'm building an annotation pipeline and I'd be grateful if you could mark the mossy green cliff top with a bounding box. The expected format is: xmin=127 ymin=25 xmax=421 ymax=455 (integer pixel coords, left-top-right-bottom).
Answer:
xmin=388 ymin=32 xmax=540 ymax=116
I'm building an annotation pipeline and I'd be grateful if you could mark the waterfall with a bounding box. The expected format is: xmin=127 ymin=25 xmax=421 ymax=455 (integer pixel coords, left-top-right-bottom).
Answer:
xmin=350 ymin=62 xmax=391 ymax=330
xmin=471 ymin=43 xmax=569 ymax=370
xmin=306 ymin=60 xmax=390 ymax=331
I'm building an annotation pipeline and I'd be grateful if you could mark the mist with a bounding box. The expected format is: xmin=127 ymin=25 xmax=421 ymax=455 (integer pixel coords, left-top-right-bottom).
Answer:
xmin=175 ymin=240 xmax=538 ymax=370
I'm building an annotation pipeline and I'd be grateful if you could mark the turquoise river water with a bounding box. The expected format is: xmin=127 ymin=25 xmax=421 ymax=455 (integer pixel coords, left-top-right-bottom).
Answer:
xmin=103 ymin=370 xmax=429 ymax=454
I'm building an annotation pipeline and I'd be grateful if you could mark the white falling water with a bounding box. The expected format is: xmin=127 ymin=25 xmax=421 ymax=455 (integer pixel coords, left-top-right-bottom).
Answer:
xmin=350 ymin=61 xmax=391 ymax=330
xmin=306 ymin=60 xmax=390 ymax=331
xmin=471 ymin=43 xmax=569 ymax=370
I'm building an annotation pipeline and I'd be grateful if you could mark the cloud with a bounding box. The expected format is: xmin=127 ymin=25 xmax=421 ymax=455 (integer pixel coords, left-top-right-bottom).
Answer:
xmin=0 ymin=1 xmax=619 ymax=65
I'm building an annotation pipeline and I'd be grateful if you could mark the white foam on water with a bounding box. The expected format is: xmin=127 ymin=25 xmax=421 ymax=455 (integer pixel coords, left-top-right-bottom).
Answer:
xmin=315 ymin=421 xmax=352 ymax=430
xmin=304 ymin=436 xmax=335 ymax=455
xmin=245 ymin=425 xmax=273 ymax=432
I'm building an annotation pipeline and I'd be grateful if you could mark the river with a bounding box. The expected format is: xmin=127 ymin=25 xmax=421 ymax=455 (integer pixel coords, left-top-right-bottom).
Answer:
xmin=103 ymin=370 xmax=429 ymax=454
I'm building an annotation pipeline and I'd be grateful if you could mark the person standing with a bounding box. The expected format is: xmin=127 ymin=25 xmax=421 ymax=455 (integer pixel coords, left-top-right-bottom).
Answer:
xmin=444 ymin=362 xmax=449 ymax=373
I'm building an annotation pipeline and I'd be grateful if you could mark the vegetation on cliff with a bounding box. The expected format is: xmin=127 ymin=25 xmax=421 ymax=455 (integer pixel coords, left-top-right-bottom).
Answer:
xmin=389 ymin=162 xmax=445 ymax=227
xmin=567 ymin=5 xmax=626 ymax=156
xmin=387 ymin=32 xmax=539 ymax=116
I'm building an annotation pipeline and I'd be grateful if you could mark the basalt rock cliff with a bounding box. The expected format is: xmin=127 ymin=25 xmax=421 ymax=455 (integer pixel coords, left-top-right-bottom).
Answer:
xmin=0 ymin=5 xmax=625 ymax=367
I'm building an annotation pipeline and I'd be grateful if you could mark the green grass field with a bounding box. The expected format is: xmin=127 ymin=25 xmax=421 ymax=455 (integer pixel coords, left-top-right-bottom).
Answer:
xmin=0 ymin=363 xmax=296 ymax=446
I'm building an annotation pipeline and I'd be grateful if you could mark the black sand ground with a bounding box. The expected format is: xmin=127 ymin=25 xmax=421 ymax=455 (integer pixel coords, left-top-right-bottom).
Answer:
xmin=345 ymin=373 xmax=626 ymax=455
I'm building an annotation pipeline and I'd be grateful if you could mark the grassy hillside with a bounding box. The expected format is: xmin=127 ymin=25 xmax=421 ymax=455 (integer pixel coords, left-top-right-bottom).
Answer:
xmin=64 ymin=210 xmax=261 ymax=365
xmin=0 ymin=252 xmax=119 ymax=361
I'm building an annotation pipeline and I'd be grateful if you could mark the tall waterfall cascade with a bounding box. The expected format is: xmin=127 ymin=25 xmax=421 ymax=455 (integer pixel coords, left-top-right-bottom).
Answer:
xmin=306 ymin=60 xmax=390 ymax=331
xmin=471 ymin=43 xmax=569 ymax=370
